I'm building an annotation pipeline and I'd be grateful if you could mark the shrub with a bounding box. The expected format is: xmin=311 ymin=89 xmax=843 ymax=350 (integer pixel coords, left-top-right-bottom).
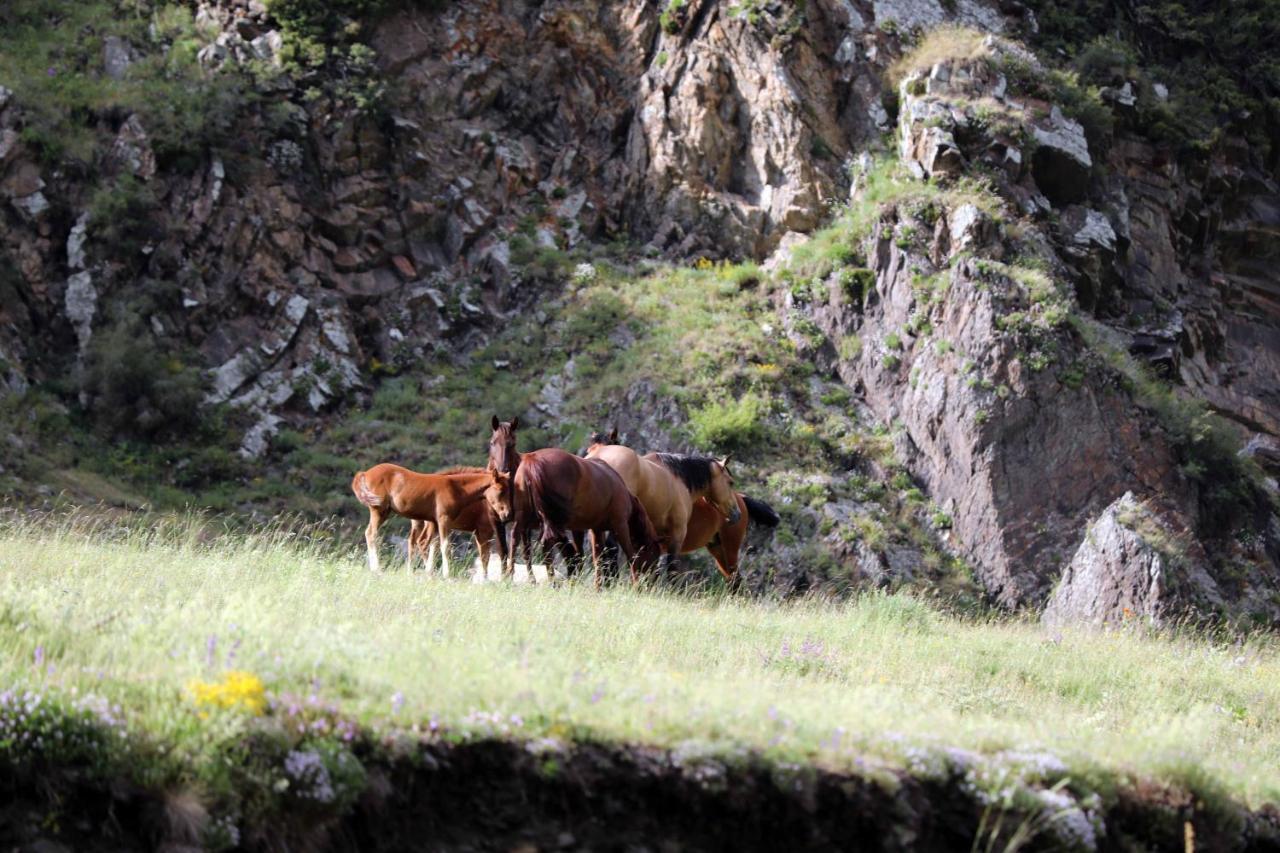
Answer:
xmin=689 ymin=393 xmax=768 ymax=452
xmin=79 ymin=320 xmax=209 ymax=439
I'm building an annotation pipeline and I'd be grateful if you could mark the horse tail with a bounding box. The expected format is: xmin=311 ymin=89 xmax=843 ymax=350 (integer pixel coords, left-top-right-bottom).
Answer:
xmin=742 ymin=495 xmax=780 ymax=528
xmin=629 ymin=494 xmax=660 ymax=553
xmin=522 ymin=457 xmax=572 ymax=531
xmin=351 ymin=471 xmax=388 ymax=510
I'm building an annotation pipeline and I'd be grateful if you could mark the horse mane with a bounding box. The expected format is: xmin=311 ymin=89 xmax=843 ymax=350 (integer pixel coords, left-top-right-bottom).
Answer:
xmin=652 ymin=453 xmax=714 ymax=492
xmin=521 ymin=455 xmax=573 ymax=529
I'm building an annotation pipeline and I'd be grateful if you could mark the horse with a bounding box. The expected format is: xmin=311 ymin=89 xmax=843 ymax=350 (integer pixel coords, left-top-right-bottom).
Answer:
xmin=586 ymin=430 xmax=779 ymax=587
xmin=407 ymin=467 xmax=500 ymax=578
xmin=485 ymin=448 xmax=661 ymax=588
xmin=351 ymin=464 xmax=500 ymax=576
xmin=584 ymin=433 xmax=741 ymax=575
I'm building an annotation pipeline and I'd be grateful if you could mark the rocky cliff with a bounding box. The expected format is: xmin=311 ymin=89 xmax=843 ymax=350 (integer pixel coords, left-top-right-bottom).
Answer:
xmin=1 ymin=0 xmax=1278 ymax=623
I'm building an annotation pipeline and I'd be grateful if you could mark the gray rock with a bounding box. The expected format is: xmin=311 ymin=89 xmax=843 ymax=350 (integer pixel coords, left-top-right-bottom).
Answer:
xmin=103 ymin=36 xmax=135 ymax=81
xmin=1065 ymin=207 xmax=1116 ymax=252
xmin=1041 ymin=493 xmax=1220 ymax=628
xmin=0 ymin=129 xmax=18 ymax=164
xmin=65 ymin=271 xmax=97 ymax=354
xmin=0 ymin=85 xmax=12 ymax=111
xmin=1030 ymin=107 xmax=1091 ymax=205
xmin=67 ymin=212 xmax=89 ymax=270
xmin=11 ymin=191 xmax=49 ymax=222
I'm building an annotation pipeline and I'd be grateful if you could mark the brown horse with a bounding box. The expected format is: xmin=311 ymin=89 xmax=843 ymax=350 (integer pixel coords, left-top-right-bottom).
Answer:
xmin=584 ymin=434 xmax=740 ymax=574
xmin=352 ymin=464 xmax=498 ymax=576
xmin=407 ymin=467 xmax=500 ymax=578
xmin=485 ymin=448 xmax=661 ymax=587
xmin=586 ymin=430 xmax=779 ymax=587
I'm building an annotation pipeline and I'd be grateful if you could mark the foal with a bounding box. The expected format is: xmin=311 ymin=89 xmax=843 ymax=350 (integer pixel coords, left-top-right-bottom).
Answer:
xmin=351 ymin=464 xmax=496 ymax=575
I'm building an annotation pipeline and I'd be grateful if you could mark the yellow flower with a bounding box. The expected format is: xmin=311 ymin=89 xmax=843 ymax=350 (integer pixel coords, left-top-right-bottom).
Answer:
xmin=694 ymin=256 xmax=714 ymax=270
xmin=187 ymin=670 xmax=267 ymax=716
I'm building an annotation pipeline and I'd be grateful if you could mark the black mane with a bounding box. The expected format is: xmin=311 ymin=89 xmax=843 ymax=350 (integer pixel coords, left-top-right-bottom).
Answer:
xmin=652 ymin=453 xmax=714 ymax=492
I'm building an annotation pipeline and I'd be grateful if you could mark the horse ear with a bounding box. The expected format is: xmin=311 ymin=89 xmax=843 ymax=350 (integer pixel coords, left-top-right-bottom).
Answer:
xmin=719 ymin=454 xmax=733 ymax=471
xmin=491 ymin=415 xmax=500 ymax=431
xmin=609 ymin=427 xmax=619 ymax=443
xmin=510 ymin=416 xmax=519 ymax=431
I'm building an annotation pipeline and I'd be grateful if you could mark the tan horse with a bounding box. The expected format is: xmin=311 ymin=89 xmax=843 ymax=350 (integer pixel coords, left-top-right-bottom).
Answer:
xmin=351 ymin=464 xmax=497 ymax=576
xmin=586 ymin=430 xmax=778 ymax=587
xmin=585 ymin=438 xmax=740 ymax=574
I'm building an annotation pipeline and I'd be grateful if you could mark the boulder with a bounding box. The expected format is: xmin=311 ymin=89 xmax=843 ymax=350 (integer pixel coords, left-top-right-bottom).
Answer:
xmin=1042 ymin=493 xmax=1220 ymax=628
xmin=1030 ymin=107 xmax=1091 ymax=206
xmin=65 ymin=271 xmax=97 ymax=354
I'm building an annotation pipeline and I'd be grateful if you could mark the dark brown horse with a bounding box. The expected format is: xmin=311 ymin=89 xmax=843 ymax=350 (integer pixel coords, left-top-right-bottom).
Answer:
xmin=585 ymin=430 xmax=779 ymax=588
xmin=486 ymin=416 xmax=580 ymax=577
xmin=486 ymin=448 xmax=661 ymax=588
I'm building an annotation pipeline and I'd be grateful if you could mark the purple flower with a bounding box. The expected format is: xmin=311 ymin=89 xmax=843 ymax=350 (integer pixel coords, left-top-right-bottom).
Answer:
xmin=391 ymin=692 xmax=405 ymax=714
xmin=205 ymin=635 xmax=218 ymax=669
xmin=46 ymin=67 xmax=56 ymax=77
xmin=33 ymin=646 xmax=44 ymax=668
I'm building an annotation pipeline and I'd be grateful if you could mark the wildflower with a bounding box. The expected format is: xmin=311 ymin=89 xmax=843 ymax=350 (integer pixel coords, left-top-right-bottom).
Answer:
xmin=572 ymin=262 xmax=597 ymax=284
xmin=390 ymin=691 xmax=405 ymax=715
xmin=186 ymin=671 xmax=267 ymax=715
xmin=694 ymin=256 xmax=714 ymax=270
xmin=32 ymin=646 xmax=43 ymax=668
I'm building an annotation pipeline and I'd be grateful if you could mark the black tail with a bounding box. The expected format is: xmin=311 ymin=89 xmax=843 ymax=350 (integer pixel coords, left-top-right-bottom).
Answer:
xmin=742 ymin=495 xmax=780 ymax=528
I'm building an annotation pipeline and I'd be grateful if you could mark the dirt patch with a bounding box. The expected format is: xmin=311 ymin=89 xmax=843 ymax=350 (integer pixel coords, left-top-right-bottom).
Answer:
xmin=3 ymin=739 xmax=1280 ymax=852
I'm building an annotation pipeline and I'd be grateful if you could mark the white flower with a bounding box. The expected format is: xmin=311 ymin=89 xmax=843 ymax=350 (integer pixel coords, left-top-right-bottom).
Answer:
xmin=572 ymin=262 xmax=598 ymax=284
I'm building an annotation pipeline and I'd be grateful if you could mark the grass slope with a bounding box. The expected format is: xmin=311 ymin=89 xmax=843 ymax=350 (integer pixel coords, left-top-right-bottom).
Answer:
xmin=1 ymin=514 xmax=1277 ymax=823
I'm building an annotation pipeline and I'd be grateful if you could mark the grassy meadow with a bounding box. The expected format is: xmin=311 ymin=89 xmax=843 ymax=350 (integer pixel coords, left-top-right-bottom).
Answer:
xmin=1 ymin=511 xmax=1277 ymax=822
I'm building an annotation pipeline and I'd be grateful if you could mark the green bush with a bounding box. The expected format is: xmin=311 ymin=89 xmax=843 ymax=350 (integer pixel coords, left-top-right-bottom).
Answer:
xmin=689 ymin=393 xmax=768 ymax=452
xmin=79 ymin=320 xmax=209 ymax=439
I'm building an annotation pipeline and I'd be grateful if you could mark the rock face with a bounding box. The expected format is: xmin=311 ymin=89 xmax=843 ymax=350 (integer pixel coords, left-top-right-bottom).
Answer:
xmin=0 ymin=0 xmax=1278 ymax=619
xmin=1041 ymin=493 xmax=1223 ymax=627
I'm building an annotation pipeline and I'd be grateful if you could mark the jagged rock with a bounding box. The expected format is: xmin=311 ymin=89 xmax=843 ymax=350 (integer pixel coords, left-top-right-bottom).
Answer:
xmin=11 ymin=192 xmax=49 ymax=222
xmin=103 ymin=36 xmax=135 ymax=81
xmin=0 ymin=85 xmax=12 ymax=111
xmin=65 ymin=272 xmax=97 ymax=354
xmin=66 ymin=213 xmax=89 ymax=270
xmin=110 ymin=114 xmax=157 ymax=180
xmin=1030 ymin=107 xmax=1091 ymax=205
xmin=947 ymin=204 xmax=991 ymax=255
xmin=0 ymin=129 xmax=19 ymax=165
xmin=1042 ymin=493 xmax=1221 ymax=628
xmin=1062 ymin=207 xmax=1116 ymax=252
xmin=208 ymin=351 xmax=263 ymax=404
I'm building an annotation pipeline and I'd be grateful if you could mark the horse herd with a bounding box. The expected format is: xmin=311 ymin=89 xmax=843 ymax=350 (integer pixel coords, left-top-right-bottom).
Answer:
xmin=352 ymin=417 xmax=780 ymax=588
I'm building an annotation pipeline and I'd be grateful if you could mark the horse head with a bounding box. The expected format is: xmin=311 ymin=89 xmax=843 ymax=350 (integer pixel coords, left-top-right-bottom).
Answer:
xmin=708 ymin=455 xmax=741 ymax=525
xmin=488 ymin=415 xmax=520 ymax=473
xmin=484 ymin=467 xmax=515 ymax=523
xmin=584 ymin=426 xmax=621 ymax=457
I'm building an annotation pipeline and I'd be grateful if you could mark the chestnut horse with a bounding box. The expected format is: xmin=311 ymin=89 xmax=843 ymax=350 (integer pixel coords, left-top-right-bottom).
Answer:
xmin=352 ymin=464 xmax=498 ymax=576
xmin=408 ymin=467 xmax=499 ymax=578
xmin=485 ymin=448 xmax=661 ymax=588
xmin=586 ymin=430 xmax=779 ymax=587
xmin=584 ymin=434 xmax=740 ymax=575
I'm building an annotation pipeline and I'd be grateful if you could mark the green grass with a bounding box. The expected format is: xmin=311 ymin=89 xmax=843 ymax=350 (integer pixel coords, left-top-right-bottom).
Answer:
xmin=2 ymin=513 xmax=1278 ymax=812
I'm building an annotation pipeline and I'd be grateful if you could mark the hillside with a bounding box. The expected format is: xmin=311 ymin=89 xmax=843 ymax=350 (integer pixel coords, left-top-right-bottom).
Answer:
xmin=2 ymin=0 xmax=1279 ymax=623
xmin=2 ymin=516 xmax=1279 ymax=849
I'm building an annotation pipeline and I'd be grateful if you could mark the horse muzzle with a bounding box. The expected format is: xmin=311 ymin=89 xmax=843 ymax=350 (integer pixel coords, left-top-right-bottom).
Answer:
xmin=726 ymin=506 xmax=741 ymax=525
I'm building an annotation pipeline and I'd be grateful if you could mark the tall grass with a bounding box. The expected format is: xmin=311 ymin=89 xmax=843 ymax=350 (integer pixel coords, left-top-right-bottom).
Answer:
xmin=1 ymin=513 xmax=1277 ymax=806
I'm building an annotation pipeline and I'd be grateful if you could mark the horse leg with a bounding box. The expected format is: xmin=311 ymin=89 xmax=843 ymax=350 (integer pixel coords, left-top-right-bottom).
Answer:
xmin=365 ymin=507 xmax=385 ymax=572
xmin=493 ymin=520 xmax=509 ymax=578
xmin=475 ymin=533 xmax=490 ymax=582
xmin=659 ymin=524 xmax=685 ymax=583
xmin=422 ymin=522 xmax=440 ymax=577
xmin=589 ymin=531 xmax=605 ymax=590
xmin=437 ymin=517 xmax=453 ymax=579
xmin=521 ymin=524 xmax=536 ymax=583
xmin=612 ymin=522 xmax=640 ymax=586
xmin=417 ymin=520 xmax=438 ymax=576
